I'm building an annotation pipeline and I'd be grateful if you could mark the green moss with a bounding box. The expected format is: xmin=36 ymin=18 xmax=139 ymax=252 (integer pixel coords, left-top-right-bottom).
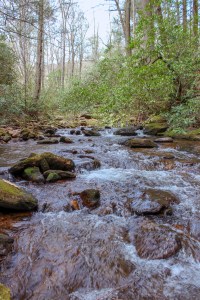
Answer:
xmin=0 ymin=283 xmax=11 ymax=300
xmin=145 ymin=115 xmax=167 ymax=124
xmin=0 ymin=128 xmax=6 ymax=137
xmin=46 ymin=172 xmax=60 ymax=182
xmin=0 ymin=180 xmax=24 ymax=197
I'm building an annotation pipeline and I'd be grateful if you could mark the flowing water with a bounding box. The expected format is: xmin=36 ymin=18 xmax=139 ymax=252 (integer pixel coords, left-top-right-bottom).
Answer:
xmin=0 ymin=129 xmax=200 ymax=300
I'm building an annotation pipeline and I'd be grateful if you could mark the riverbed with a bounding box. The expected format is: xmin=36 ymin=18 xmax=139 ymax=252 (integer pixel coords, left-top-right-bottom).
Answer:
xmin=0 ymin=128 xmax=200 ymax=300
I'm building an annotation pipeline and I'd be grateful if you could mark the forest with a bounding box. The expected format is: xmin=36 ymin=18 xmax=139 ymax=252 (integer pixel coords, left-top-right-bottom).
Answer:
xmin=0 ymin=1 xmax=200 ymax=300
xmin=0 ymin=0 xmax=199 ymax=134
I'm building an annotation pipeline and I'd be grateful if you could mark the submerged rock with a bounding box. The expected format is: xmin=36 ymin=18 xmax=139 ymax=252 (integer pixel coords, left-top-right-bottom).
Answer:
xmin=0 ymin=284 xmax=11 ymax=300
xmin=0 ymin=179 xmax=38 ymax=211
xmin=114 ymin=127 xmax=137 ymax=136
xmin=9 ymin=152 xmax=75 ymax=177
xmin=131 ymin=189 xmax=179 ymax=215
xmin=134 ymin=219 xmax=181 ymax=259
xmin=122 ymin=138 xmax=157 ymax=148
xmin=23 ymin=167 xmax=45 ymax=183
xmin=80 ymin=189 xmax=100 ymax=208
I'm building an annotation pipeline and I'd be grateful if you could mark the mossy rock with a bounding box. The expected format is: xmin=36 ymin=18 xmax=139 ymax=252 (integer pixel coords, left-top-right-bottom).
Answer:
xmin=44 ymin=170 xmax=76 ymax=181
xmin=0 ymin=283 xmax=11 ymax=300
xmin=144 ymin=123 xmax=168 ymax=135
xmin=164 ymin=128 xmax=200 ymax=140
xmin=9 ymin=152 xmax=75 ymax=177
xmin=23 ymin=167 xmax=45 ymax=183
xmin=0 ymin=179 xmax=38 ymax=211
xmin=46 ymin=172 xmax=60 ymax=183
xmin=122 ymin=138 xmax=158 ymax=148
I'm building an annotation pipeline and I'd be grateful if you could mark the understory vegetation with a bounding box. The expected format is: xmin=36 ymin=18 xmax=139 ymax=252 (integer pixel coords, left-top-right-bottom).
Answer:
xmin=0 ymin=0 xmax=199 ymax=131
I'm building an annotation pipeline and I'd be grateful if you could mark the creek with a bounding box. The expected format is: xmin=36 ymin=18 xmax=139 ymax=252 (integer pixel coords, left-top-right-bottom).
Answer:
xmin=0 ymin=128 xmax=200 ymax=300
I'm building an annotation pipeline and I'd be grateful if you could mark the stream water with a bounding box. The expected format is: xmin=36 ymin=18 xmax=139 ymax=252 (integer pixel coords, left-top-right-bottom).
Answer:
xmin=0 ymin=128 xmax=200 ymax=300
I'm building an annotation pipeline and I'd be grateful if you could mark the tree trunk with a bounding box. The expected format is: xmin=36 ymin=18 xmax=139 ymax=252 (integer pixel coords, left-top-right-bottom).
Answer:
xmin=193 ymin=0 xmax=198 ymax=37
xmin=34 ymin=0 xmax=44 ymax=114
xmin=183 ymin=0 xmax=187 ymax=32
xmin=125 ymin=0 xmax=131 ymax=56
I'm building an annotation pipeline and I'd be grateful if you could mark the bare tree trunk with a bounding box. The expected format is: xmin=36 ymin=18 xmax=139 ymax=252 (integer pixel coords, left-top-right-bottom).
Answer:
xmin=34 ymin=0 xmax=44 ymax=114
xmin=183 ymin=0 xmax=187 ymax=32
xmin=193 ymin=0 xmax=198 ymax=37
xmin=125 ymin=0 xmax=131 ymax=56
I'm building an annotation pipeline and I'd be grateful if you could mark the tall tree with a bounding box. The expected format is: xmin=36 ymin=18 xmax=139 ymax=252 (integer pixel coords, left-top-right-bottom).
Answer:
xmin=34 ymin=0 xmax=44 ymax=108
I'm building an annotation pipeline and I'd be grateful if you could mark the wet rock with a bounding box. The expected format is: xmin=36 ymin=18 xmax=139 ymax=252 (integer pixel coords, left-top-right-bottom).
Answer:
xmin=23 ymin=167 xmax=45 ymax=183
xmin=131 ymin=189 xmax=178 ymax=215
xmin=60 ymin=136 xmax=73 ymax=143
xmin=0 ymin=233 xmax=14 ymax=256
xmin=0 ymin=179 xmax=38 ymax=211
xmin=82 ymin=129 xmax=101 ymax=137
xmin=43 ymin=170 xmax=76 ymax=182
xmin=80 ymin=189 xmax=100 ymax=208
xmin=45 ymin=172 xmax=60 ymax=182
xmin=9 ymin=152 xmax=75 ymax=177
xmin=154 ymin=137 xmax=173 ymax=143
xmin=114 ymin=127 xmax=137 ymax=136
xmin=76 ymin=159 xmax=101 ymax=171
xmin=122 ymin=138 xmax=157 ymax=148
xmin=75 ymin=130 xmax=81 ymax=135
xmin=44 ymin=127 xmax=57 ymax=135
xmin=131 ymin=199 xmax=163 ymax=215
xmin=70 ymin=129 xmax=75 ymax=135
xmin=144 ymin=118 xmax=168 ymax=135
xmin=37 ymin=138 xmax=59 ymax=144
xmin=70 ymin=199 xmax=81 ymax=210
xmin=134 ymin=220 xmax=181 ymax=259
xmin=0 ymin=283 xmax=11 ymax=300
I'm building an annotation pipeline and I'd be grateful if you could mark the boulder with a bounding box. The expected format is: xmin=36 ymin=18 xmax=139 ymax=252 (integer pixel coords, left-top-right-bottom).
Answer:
xmin=80 ymin=189 xmax=100 ymax=208
xmin=122 ymin=138 xmax=157 ymax=148
xmin=131 ymin=189 xmax=178 ymax=215
xmin=37 ymin=138 xmax=59 ymax=144
xmin=0 ymin=284 xmax=11 ymax=300
xmin=0 ymin=179 xmax=38 ymax=211
xmin=144 ymin=123 xmax=168 ymax=135
xmin=134 ymin=219 xmax=181 ymax=259
xmin=114 ymin=127 xmax=137 ymax=136
xmin=9 ymin=152 xmax=75 ymax=177
xmin=0 ymin=233 xmax=14 ymax=256
xmin=80 ymin=113 xmax=92 ymax=119
xmin=60 ymin=136 xmax=73 ymax=143
xmin=82 ymin=130 xmax=101 ymax=137
xmin=22 ymin=167 xmax=45 ymax=183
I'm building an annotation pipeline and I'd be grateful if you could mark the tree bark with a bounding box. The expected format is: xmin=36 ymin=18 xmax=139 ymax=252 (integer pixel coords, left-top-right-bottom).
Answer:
xmin=193 ymin=0 xmax=198 ymax=37
xmin=183 ymin=0 xmax=187 ymax=32
xmin=34 ymin=0 xmax=44 ymax=113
